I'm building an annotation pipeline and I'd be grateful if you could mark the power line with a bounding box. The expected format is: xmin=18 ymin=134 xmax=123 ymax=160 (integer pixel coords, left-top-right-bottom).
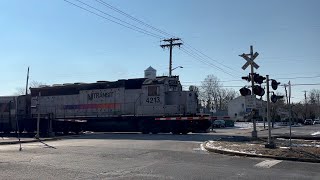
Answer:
xmin=94 ymin=0 xmax=175 ymax=37
xmin=276 ymin=75 xmax=320 ymax=80
xmin=290 ymin=83 xmax=320 ymax=86
xmin=181 ymin=85 xmax=244 ymax=88
xmin=182 ymin=80 xmax=243 ymax=84
xmin=63 ymin=0 xmax=163 ymax=39
xmin=98 ymin=0 xmax=243 ymax=77
xmin=182 ymin=41 xmax=242 ymax=75
xmin=64 ymin=0 xmax=251 ymax=79
xmin=73 ymin=0 xmax=164 ymax=38
xmin=180 ymin=47 xmax=238 ymax=78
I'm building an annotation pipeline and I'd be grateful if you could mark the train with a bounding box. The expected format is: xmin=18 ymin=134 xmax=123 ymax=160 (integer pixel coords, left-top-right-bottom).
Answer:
xmin=0 ymin=75 xmax=211 ymax=135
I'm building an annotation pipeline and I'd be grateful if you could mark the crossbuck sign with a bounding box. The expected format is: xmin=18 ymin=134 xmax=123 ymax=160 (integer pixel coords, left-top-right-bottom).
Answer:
xmin=241 ymin=52 xmax=259 ymax=70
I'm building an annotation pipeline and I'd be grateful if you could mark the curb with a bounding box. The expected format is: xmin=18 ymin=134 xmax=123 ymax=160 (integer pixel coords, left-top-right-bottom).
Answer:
xmin=203 ymin=141 xmax=320 ymax=163
xmin=0 ymin=138 xmax=60 ymax=145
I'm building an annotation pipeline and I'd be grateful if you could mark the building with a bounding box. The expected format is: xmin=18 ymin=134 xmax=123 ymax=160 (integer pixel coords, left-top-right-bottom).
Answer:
xmin=228 ymin=96 xmax=267 ymax=121
xmin=144 ymin=66 xmax=157 ymax=79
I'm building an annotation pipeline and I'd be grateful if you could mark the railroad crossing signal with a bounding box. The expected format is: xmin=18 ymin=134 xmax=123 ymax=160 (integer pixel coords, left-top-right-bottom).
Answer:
xmin=253 ymin=73 xmax=266 ymax=84
xmin=239 ymin=87 xmax=252 ymax=96
xmin=271 ymin=79 xmax=280 ymax=90
xmin=239 ymin=45 xmax=260 ymax=139
xmin=271 ymin=93 xmax=284 ymax=103
xmin=240 ymin=52 xmax=260 ymax=70
xmin=252 ymin=85 xmax=265 ymax=96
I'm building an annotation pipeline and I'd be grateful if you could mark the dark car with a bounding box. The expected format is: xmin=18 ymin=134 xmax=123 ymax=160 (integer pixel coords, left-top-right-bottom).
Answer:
xmin=313 ymin=119 xmax=320 ymax=125
xmin=304 ymin=119 xmax=313 ymax=125
xmin=213 ymin=120 xmax=226 ymax=128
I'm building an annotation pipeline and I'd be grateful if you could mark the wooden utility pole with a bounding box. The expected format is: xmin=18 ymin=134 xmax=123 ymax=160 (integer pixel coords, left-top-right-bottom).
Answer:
xmin=25 ymin=67 xmax=29 ymax=96
xmin=317 ymin=93 xmax=320 ymax=118
xmin=304 ymin=90 xmax=307 ymax=119
xmin=284 ymin=83 xmax=292 ymax=148
xmin=25 ymin=67 xmax=30 ymax=118
xmin=160 ymin=38 xmax=182 ymax=77
xmin=35 ymin=92 xmax=41 ymax=139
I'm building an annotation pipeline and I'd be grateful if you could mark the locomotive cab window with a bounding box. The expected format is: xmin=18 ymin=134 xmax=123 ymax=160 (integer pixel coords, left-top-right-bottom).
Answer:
xmin=148 ymin=86 xmax=159 ymax=96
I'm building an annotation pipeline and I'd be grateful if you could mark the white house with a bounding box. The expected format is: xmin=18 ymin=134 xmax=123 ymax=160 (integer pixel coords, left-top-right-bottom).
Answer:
xmin=228 ymin=96 xmax=266 ymax=121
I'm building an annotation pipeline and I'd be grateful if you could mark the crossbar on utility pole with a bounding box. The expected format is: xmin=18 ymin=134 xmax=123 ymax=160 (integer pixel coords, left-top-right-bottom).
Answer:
xmin=160 ymin=38 xmax=182 ymax=77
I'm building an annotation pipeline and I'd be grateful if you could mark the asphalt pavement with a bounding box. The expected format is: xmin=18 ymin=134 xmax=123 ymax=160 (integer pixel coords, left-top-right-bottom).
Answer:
xmin=0 ymin=132 xmax=319 ymax=179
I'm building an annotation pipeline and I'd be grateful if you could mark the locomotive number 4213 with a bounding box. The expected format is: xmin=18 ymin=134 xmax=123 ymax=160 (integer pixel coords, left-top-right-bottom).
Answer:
xmin=146 ymin=97 xmax=160 ymax=103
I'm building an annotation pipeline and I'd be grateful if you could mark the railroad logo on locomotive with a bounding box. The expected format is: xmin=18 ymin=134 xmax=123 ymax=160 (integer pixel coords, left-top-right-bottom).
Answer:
xmin=87 ymin=91 xmax=114 ymax=101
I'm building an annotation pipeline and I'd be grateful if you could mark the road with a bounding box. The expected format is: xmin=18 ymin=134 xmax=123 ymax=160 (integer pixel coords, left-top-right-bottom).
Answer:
xmin=0 ymin=133 xmax=319 ymax=179
xmin=259 ymin=124 xmax=320 ymax=137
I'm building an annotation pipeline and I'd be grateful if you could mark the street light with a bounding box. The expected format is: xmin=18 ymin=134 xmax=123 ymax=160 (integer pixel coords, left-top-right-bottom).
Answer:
xmin=172 ymin=66 xmax=183 ymax=71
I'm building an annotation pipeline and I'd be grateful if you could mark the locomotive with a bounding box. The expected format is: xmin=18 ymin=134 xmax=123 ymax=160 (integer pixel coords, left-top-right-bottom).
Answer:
xmin=0 ymin=75 xmax=211 ymax=134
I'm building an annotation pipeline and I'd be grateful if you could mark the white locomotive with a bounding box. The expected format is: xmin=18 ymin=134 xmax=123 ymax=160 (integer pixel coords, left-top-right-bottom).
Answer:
xmin=28 ymin=76 xmax=210 ymax=134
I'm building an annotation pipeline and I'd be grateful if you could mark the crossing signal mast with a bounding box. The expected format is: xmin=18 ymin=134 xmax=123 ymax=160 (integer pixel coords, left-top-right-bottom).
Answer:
xmin=265 ymin=76 xmax=283 ymax=148
xmin=239 ymin=46 xmax=260 ymax=138
xmin=239 ymin=46 xmax=284 ymax=144
xmin=241 ymin=72 xmax=284 ymax=148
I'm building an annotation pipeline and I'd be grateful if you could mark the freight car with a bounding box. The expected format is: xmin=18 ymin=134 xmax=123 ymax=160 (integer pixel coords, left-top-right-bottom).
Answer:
xmin=0 ymin=96 xmax=18 ymax=133
xmin=0 ymin=94 xmax=83 ymax=134
xmin=29 ymin=76 xmax=211 ymax=134
xmin=0 ymin=95 xmax=32 ymax=133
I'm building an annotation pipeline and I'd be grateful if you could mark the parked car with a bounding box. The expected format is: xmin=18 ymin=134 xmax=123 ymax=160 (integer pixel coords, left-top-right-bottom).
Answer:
xmin=313 ymin=119 xmax=320 ymax=125
xmin=213 ymin=120 xmax=226 ymax=128
xmin=304 ymin=119 xmax=313 ymax=125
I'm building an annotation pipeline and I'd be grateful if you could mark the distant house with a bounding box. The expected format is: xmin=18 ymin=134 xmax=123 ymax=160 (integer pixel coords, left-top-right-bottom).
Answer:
xmin=228 ymin=96 xmax=266 ymax=121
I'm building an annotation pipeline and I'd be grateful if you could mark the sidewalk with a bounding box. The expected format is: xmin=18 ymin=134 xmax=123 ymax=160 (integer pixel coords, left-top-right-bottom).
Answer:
xmin=205 ymin=123 xmax=320 ymax=163
xmin=211 ymin=122 xmax=286 ymax=136
xmin=204 ymin=136 xmax=320 ymax=163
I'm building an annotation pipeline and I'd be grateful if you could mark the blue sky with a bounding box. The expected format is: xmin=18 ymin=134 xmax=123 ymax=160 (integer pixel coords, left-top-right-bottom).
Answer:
xmin=0 ymin=0 xmax=319 ymax=102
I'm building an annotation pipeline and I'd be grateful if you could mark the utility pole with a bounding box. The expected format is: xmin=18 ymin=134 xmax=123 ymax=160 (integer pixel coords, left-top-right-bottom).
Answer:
xmin=240 ymin=45 xmax=259 ymax=138
xmin=304 ymin=90 xmax=307 ymax=119
xmin=317 ymin=93 xmax=320 ymax=118
xmin=284 ymin=83 xmax=292 ymax=148
xmin=288 ymin=81 xmax=292 ymax=149
xmin=25 ymin=67 xmax=29 ymax=96
xmin=25 ymin=67 xmax=30 ymax=127
xmin=160 ymin=38 xmax=182 ymax=77
xmin=266 ymin=76 xmax=272 ymax=146
xmin=265 ymin=75 xmax=275 ymax=148
xmin=35 ymin=92 xmax=41 ymax=139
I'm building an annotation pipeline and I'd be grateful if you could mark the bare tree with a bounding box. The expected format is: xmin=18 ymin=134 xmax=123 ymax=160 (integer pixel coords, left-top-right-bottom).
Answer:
xmin=199 ymin=75 xmax=239 ymax=112
xmin=15 ymin=81 xmax=46 ymax=95
xmin=200 ymin=75 xmax=222 ymax=111
xmin=307 ymin=89 xmax=320 ymax=118
xmin=14 ymin=87 xmax=26 ymax=96
xmin=189 ymin=85 xmax=199 ymax=94
xmin=218 ymin=88 xmax=238 ymax=110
